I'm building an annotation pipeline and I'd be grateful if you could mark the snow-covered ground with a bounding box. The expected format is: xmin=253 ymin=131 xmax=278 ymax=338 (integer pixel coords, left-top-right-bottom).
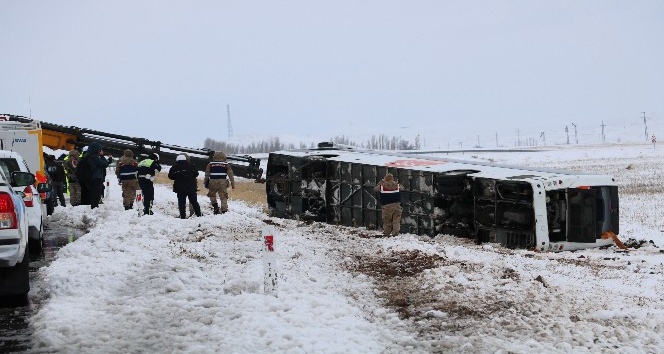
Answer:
xmin=29 ymin=143 xmax=664 ymax=353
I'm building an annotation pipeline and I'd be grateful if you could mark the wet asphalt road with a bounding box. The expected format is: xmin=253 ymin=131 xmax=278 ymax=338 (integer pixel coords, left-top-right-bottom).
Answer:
xmin=0 ymin=223 xmax=86 ymax=354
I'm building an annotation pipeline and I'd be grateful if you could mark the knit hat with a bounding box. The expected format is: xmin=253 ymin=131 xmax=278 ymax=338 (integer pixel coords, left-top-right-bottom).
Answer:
xmin=176 ymin=154 xmax=186 ymax=161
xmin=123 ymin=149 xmax=133 ymax=158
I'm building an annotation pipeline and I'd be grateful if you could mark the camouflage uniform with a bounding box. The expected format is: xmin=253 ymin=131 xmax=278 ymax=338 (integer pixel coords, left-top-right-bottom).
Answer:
xmin=115 ymin=149 xmax=139 ymax=210
xmin=63 ymin=149 xmax=81 ymax=206
xmin=204 ymin=151 xmax=235 ymax=214
xmin=374 ymin=173 xmax=402 ymax=236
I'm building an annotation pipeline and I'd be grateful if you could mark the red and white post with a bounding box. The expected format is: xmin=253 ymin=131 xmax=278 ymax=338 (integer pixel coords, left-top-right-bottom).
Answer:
xmin=262 ymin=226 xmax=278 ymax=296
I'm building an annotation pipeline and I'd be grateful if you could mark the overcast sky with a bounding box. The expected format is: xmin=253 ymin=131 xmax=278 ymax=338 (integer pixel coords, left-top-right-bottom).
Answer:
xmin=1 ymin=1 xmax=662 ymax=148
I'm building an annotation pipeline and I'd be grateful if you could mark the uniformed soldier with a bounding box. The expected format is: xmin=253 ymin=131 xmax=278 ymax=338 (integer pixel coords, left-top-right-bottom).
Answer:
xmin=63 ymin=149 xmax=81 ymax=206
xmin=115 ymin=149 xmax=139 ymax=210
xmin=374 ymin=173 xmax=402 ymax=237
xmin=137 ymin=153 xmax=162 ymax=215
xmin=204 ymin=151 xmax=235 ymax=214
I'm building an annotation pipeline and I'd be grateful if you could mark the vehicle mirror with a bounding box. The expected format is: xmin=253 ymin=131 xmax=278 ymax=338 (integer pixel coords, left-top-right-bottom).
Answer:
xmin=11 ymin=171 xmax=36 ymax=187
xmin=37 ymin=183 xmax=52 ymax=193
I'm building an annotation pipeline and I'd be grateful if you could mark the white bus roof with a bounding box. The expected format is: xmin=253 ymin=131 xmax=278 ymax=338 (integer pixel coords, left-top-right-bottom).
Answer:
xmin=273 ymin=147 xmax=617 ymax=185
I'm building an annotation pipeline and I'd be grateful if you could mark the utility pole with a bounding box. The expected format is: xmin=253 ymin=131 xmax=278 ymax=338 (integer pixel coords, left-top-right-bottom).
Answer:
xmin=565 ymin=126 xmax=570 ymax=144
xmin=540 ymin=132 xmax=546 ymax=145
xmin=476 ymin=134 xmax=480 ymax=148
xmin=572 ymin=123 xmax=578 ymax=144
xmin=601 ymin=120 xmax=606 ymax=144
xmin=516 ymin=129 xmax=520 ymax=147
xmin=642 ymin=111 xmax=648 ymax=142
xmin=227 ymin=104 xmax=233 ymax=139
xmin=495 ymin=132 xmax=498 ymax=148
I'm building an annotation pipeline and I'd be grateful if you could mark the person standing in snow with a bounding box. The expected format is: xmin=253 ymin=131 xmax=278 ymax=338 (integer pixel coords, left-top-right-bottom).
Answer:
xmin=79 ymin=146 xmax=91 ymax=205
xmin=82 ymin=142 xmax=109 ymax=209
xmin=45 ymin=154 xmax=67 ymax=207
xmin=204 ymin=151 xmax=235 ymax=214
xmin=374 ymin=172 xmax=402 ymax=237
xmin=115 ymin=149 xmax=139 ymax=210
xmin=137 ymin=153 xmax=161 ymax=215
xmin=168 ymin=154 xmax=202 ymax=219
xmin=63 ymin=149 xmax=81 ymax=206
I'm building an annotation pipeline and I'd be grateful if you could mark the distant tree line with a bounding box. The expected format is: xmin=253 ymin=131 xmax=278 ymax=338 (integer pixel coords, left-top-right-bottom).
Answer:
xmin=203 ymin=134 xmax=421 ymax=154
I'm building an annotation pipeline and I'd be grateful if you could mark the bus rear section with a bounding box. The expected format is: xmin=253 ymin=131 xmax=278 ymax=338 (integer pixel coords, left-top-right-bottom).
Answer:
xmin=266 ymin=147 xmax=620 ymax=251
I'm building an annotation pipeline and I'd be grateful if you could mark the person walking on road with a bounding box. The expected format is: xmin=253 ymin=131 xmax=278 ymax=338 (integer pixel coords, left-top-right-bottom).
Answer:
xmin=204 ymin=151 xmax=235 ymax=214
xmin=137 ymin=153 xmax=161 ymax=215
xmin=115 ymin=149 xmax=139 ymax=210
xmin=374 ymin=172 xmax=403 ymax=237
xmin=168 ymin=154 xmax=202 ymax=219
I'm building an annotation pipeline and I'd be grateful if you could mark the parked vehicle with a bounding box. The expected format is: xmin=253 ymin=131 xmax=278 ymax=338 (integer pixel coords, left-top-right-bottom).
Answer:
xmin=0 ymin=116 xmax=52 ymax=215
xmin=0 ymin=169 xmax=40 ymax=297
xmin=266 ymin=143 xmax=620 ymax=252
xmin=0 ymin=151 xmax=50 ymax=252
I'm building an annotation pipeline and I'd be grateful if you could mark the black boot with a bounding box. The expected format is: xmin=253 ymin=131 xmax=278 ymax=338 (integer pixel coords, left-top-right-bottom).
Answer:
xmin=124 ymin=205 xmax=131 ymax=210
xmin=212 ymin=202 xmax=220 ymax=215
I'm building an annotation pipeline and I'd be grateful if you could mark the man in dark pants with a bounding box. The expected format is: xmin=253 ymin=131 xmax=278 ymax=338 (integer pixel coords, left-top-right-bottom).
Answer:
xmin=168 ymin=154 xmax=201 ymax=218
xmin=45 ymin=154 xmax=66 ymax=207
xmin=82 ymin=142 xmax=109 ymax=209
xmin=137 ymin=153 xmax=161 ymax=215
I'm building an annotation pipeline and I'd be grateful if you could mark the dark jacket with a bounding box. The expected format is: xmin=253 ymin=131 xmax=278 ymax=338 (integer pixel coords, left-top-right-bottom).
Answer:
xmin=168 ymin=160 xmax=199 ymax=194
xmin=137 ymin=158 xmax=161 ymax=180
xmin=45 ymin=160 xmax=66 ymax=183
xmin=374 ymin=179 xmax=401 ymax=205
xmin=83 ymin=142 xmax=109 ymax=180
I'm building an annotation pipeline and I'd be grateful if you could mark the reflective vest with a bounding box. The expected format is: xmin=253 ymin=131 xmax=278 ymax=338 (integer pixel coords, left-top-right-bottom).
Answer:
xmin=137 ymin=159 xmax=155 ymax=179
xmin=118 ymin=162 xmax=138 ymax=180
xmin=379 ymin=185 xmax=401 ymax=205
xmin=208 ymin=161 xmax=228 ymax=179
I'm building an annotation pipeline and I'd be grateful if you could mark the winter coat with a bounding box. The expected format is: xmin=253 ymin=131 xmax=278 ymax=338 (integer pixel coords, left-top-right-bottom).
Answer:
xmin=168 ymin=160 xmax=199 ymax=194
xmin=204 ymin=151 xmax=235 ymax=188
xmin=137 ymin=158 xmax=162 ymax=181
xmin=63 ymin=150 xmax=79 ymax=183
xmin=116 ymin=150 xmax=138 ymax=181
xmin=45 ymin=160 xmax=66 ymax=183
xmin=82 ymin=142 xmax=109 ymax=180
xmin=374 ymin=176 xmax=401 ymax=206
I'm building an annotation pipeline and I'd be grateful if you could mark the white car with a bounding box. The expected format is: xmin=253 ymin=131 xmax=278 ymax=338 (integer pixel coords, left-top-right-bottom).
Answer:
xmin=0 ymin=168 xmax=37 ymax=297
xmin=0 ymin=151 xmax=48 ymax=252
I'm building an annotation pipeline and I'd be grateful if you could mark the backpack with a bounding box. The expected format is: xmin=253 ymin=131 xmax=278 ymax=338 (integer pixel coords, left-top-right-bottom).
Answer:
xmin=75 ymin=156 xmax=91 ymax=182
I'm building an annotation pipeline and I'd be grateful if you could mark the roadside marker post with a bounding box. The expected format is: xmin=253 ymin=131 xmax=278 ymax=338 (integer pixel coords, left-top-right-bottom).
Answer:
xmin=262 ymin=226 xmax=278 ymax=296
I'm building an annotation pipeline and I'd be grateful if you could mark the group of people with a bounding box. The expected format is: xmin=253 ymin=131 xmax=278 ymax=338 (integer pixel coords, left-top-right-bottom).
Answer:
xmin=48 ymin=144 xmax=235 ymax=219
xmin=114 ymin=148 xmax=235 ymax=218
xmin=165 ymin=150 xmax=235 ymax=219
xmin=46 ymin=142 xmax=110 ymax=210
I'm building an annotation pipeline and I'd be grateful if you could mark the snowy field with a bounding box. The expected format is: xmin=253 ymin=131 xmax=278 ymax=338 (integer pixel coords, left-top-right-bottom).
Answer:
xmin=29 ymin=143 xmax=664 ymax=353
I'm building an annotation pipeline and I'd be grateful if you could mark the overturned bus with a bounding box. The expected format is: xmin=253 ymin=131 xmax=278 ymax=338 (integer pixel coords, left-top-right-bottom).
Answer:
xmin=265 ymin=143 xmax=620 ymax=252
